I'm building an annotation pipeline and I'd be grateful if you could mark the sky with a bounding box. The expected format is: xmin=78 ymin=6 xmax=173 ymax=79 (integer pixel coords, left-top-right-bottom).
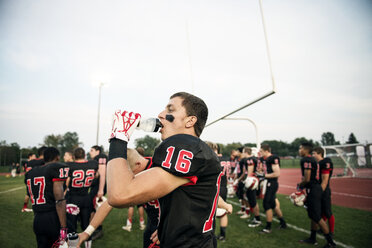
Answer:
xmin=0 ymin=0 xmax=371 ymax=152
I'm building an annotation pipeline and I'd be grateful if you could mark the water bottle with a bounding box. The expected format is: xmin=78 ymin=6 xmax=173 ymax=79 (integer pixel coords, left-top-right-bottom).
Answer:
xmin=67 ymin=232 xmax=79 ymax=248
xmin=136 ymin=117 xmax=162 ymax=132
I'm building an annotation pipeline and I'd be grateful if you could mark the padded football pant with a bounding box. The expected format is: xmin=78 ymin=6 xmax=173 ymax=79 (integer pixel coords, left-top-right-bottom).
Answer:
xmin=33 ymin=211 xmax=60 ymax=248
xmin=321 ymin=187 xmax=332 ymax=218
xmin=219 ymin=186 xmax=227 ymax=201
xmin=67 ymin=206 xmax=91 ymax=233
xmin=236 ymin=181 xmax=245 ymax=200
xmin=246 ymin=189 xmax=257 ymax=208
xmin=263 ymin=180 xmax=278 ymax=211
xmin=306 ymin=183 xmax=322 ymax=223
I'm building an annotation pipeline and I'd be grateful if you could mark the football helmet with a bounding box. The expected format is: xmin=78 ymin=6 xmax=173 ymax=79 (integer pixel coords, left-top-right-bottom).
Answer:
xmin=290 ymin=190 xmax=306 ymax=207
xmin=215 ymin=208 xmax=227 ymax=218
xmin=95 ymin=196 xmax=107 ymax=210
xmin=66 ymin=204 xmax=80 ymax=215
xmin=244 ymin=176 xmax=259 ymax=190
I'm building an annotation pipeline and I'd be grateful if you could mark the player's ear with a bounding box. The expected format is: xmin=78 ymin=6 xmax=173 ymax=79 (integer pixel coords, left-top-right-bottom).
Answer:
xmin=185 ymin=116 xmax=197 ymax=128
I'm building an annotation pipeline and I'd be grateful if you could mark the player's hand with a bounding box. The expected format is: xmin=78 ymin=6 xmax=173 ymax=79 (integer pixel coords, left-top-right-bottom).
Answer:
xmin=226 ymin=203 xmax=233 ymax=214
xmin=110 ymin=110 xmax=141 ymax=142
xmin=76 ymin=232 xmax=89 ymax=247
xmin=150 ymin=229 xmax=160 ymax=245
xmin=296 ymin=183 xmax=304 ymax=191
xmin=97 ymin=191 xmax=104 ymax=198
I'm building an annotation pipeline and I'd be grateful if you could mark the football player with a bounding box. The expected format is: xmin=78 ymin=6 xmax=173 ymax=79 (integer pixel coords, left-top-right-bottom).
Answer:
xmin=63 ymin=151 xmax=74 ymax=163
xmin=259 ymin=144 xmax=287 ymax=233
xmin=245 ymin=147 xmax=262 ymax=228
xmin=25 ymin=147 xmax=68 ymax=248
xmin=22 ymin=147 xmax=47 ymax=212
xmin=313 ymin=147 xmax=335 ymax=237
xmin=88 ymin=145 xmax=108 ymax=240
xmin=66 ymin=147 xmax=99 ymax=248
xmin=298 ymin=143 xmax=336 ymax=247
xmin=107 ymin=92 xmax=222 ymax=247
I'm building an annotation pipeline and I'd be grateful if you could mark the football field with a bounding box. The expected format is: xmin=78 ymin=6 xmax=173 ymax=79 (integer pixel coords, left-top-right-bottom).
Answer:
xmin=1 ymin=176 xmax=371 ymax=248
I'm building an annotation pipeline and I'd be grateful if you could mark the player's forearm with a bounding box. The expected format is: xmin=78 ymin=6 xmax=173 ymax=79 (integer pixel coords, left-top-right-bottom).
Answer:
xmin=56 ymin=201 xmax=67 ymax=228
xmin=86 ymin=201 xmax=113 ymax=231
xmin=107 ymin=158 xmax=135 ymax=207
xmin=98 ymin=164 xmax=106 ymax=194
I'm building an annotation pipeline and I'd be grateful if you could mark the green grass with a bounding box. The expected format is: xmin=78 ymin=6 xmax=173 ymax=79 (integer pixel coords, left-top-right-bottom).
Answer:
xmin=1 ymin=176 xmax=371 ymax=248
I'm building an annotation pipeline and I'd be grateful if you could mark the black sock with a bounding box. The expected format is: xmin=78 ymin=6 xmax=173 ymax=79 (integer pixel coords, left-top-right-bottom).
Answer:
xmin=310 ymin=230 xmax=317 ymax=240
xmin=255 ymin=216 xmax=261 ymax=221
xmin=108 ymin=138 xmax=128 ymax=161
xmin=279 ymin=217 xmax=286 ymax=225
xmin=265 ymin=222 xmax=272 ymax=229
xmin=325 ymin=233 xmax=334 ymax=244
xmin=220 ymin=227 xmax=226 ymax=237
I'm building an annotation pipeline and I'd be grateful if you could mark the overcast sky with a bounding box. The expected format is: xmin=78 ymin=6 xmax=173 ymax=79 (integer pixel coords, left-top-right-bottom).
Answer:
xmin=0 ymin=0 xmax=371 ymax=152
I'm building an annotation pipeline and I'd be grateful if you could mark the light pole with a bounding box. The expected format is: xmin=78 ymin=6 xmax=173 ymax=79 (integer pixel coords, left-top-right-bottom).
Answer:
xmin=96 ymin=82 xmax=104 ymax=145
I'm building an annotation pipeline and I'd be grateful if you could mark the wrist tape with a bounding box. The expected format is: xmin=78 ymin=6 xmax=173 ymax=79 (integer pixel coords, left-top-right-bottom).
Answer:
xmin=108 ymin=138 xmax=128 ymax=161
xmin=84 ymin=225 xmax=95 ymax=236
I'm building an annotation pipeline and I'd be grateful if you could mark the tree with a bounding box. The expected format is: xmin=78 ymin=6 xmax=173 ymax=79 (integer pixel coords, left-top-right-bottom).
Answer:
xmin=134 ymin=135 xmax=161 ymax=156
xmin=346 ymin=132 xmax=359 ymax=144
xmin=219 ymin=142 xmax=243 ymax=157
xmin=321 ymin=132 xmax=340 ymax=146
xmin=43 ymin=132 xmax=82 ymax=156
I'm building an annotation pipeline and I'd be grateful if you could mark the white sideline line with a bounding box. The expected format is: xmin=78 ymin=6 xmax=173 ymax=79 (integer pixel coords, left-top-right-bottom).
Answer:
xmin=0 ymin=186 xmax=24 ymax=194
xmin=280 ymin=184 xmax=372 ymax=200
xmin=227 ymin=200 xmax=353 ymax=248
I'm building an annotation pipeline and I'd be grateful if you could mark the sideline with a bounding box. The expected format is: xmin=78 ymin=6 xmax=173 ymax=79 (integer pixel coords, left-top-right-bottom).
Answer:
xmin=0 ymin=186 xmax=24 ymax=195
xmin=227 ymin=200 xmax=353 ymax=248
xmin=280 ymin=184 xmax=372 ymax=200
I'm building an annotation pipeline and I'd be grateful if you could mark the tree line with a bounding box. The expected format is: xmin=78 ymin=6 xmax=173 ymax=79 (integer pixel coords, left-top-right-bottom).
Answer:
xmin=0 ymin=131 xmax=359 ymax=166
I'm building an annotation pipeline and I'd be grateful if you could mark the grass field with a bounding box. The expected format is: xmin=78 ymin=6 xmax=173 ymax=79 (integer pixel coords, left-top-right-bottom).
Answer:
xmin=1 ymin=176 xmax=372 ymax=248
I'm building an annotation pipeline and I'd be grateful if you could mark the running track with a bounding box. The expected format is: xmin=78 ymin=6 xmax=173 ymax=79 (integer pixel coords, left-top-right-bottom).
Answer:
xmin=279 ymin=168 xmax=372 ymax=212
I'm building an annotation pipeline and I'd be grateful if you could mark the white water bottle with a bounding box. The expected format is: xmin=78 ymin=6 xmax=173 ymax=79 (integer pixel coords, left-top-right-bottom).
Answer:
xmin=67 ymin=232 xmax=79 ymax=248
xmin=136 ymin=117 xmax=162 ymax=132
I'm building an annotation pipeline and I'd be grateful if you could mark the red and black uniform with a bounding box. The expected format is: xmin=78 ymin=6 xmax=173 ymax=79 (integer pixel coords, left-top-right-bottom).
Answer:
xmin=318 ymin=157 xmax=333 ymax=219
xmin=301 ymin=156 xmax=321 ymax=222
xmin=24 ymin=159 xmax=45 ymax=197
xmin=90 ymin=153 xmax=108 ymax=210
xmin=260 ymin=155 xmax=280 ymax=211
xmin=152 ymin=134 xmax=222 ymax=248
xmin=245 ymin=156 xmax=259 ymax=208
xmin=25 ymin=162 xmax=68 ymax=248
xmin=218 ymin=156 xmax=230 ymax=201
xmin=66 ymin=160 xmax=98 ymax=233
xmin=236 ymin=158 xmax=247 ymax=200
xmin=142 ymin=157 xmax=161 ymax=248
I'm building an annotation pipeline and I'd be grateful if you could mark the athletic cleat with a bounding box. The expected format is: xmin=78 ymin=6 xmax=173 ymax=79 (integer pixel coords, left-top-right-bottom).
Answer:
xmin=259 ymin=228 xmax=271 ymax=234
xmin=278 ymin=222 xmax=287 ymax=229
xmin=236 ymin=210 xmax=245 ymax=215
xmin=248 ymin=219 xmax=262 ymax=227
xmin=140 ymin=223 xmax=146 ymax=231
xmin=299 ymin=238 xmax=318 ymax=245
xmin=21 ymin=208 xmax=33 ymax=212
xmin=122 ymin=225 xmax=132 ymax=232
xmin=240 ymin=213 xmax=250 ymax=219
xmin=216 ymin=235 xmax=226 ymax=242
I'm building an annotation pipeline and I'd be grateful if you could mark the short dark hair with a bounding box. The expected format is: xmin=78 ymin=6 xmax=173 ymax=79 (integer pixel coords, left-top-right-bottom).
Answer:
xmin=74 ymin=147 xmax=85 ymax=160
xmin=91 ymin=145 xmax=102 ymax=153
xmin=27 ymin=153 xmax=35 ymax=158
xmin=170 ymin=92 xmax=208 ymax=137
xmin=136 ymin=147 xmax=145 ymax=156
xmin=44 ymin=147 xmax=60 ymax=163
xmin=301 ymin=142 xmax=313 ymax=153
xmin=38 ymin=146 xmax=48 ymax=157
xmin=243 ymin=147 xmax=252 ymax=155
xmin=313 ymin=146 xmax=324 ymax=157
xmin=261 ymin=144 xmax=271 ymax=152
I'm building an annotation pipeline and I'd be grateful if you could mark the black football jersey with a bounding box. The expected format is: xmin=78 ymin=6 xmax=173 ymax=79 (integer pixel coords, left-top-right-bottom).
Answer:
xmin=246 ymin=156 xmax=258 ymax=175
xmin=260 ymin=155 xmax=280 ymax=181
xmin=300 ymin=156 xmax=318 ymax=188
xmin=152 ymin=134 xmax=222 ymax=248
xmin=237 ymin=158 xmax=247 ymax=178
xmin=25 ymin=163 xmax=68 ymax=213
xmin=318 ymin=157 xmax=333 ymax=187
xmin=218 ymin=155 xmax=230 ymax=188
xmin=90 ymin=153 xmax=108 ymax=188
xmin=68 ymin=160 xmax=98 ymax=196
xmin=26 ymin=158 xmax=45 ymax=172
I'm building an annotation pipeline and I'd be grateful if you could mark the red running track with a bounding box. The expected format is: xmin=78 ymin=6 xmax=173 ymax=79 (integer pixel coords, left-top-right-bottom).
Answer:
xmin=278 ymin=168 xmax=372 ymax=212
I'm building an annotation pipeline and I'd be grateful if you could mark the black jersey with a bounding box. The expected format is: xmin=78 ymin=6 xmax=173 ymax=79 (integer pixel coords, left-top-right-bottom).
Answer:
xmin=318 ymin=157 xmax=333 ymax=188
xmin=237 ymin=158 xmax=247 ymax=178
xmin=90 ymin=153 xmax=108 ymax=189
xmin=68 ymin=160 xmax=98 ymax=196
xmin=26 ymin=159 xmax=45 ymax=172
xmin=300 ymin=156 xmax=318 ymax=188
xmin=246 ymin=156 xmax=258 ymax=175
xmin=218 ymin=156 xmax=230 ymax=188
xmin=260 ymin=155 xmax=280 ymax=182
xmin=152 ymin=134 xmax=222 ymax=248
xmin=25 ymin=163 xmax=68 ymax=213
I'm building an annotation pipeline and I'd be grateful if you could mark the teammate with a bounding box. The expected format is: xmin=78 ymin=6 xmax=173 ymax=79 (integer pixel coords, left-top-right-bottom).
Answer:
xmin=245 ymin=147 xmax=262 ymax=228
xmin=237 ymin=148 xmax=250 ymax=219
xmin=22 ymin=147 xmax=47 ymax=212
xmin=25 ymin=147 xmax=68 ymax=248
xmin=66 ymin=147 xmax=99 ymax=248
xmin=313 ymin=147 xmax=336 ymax=237
xmin=259 ymin=144 xmax=287 ymax=233
xmin=63 ymin=151 xmax=74 ymax=163
xmin=88 ymin=145 xmax=107 ymax=240
xmin=298 ymin=143 xmax=336 ymax=247
xmin=107 ymin=92 xmax=222 ymax=247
